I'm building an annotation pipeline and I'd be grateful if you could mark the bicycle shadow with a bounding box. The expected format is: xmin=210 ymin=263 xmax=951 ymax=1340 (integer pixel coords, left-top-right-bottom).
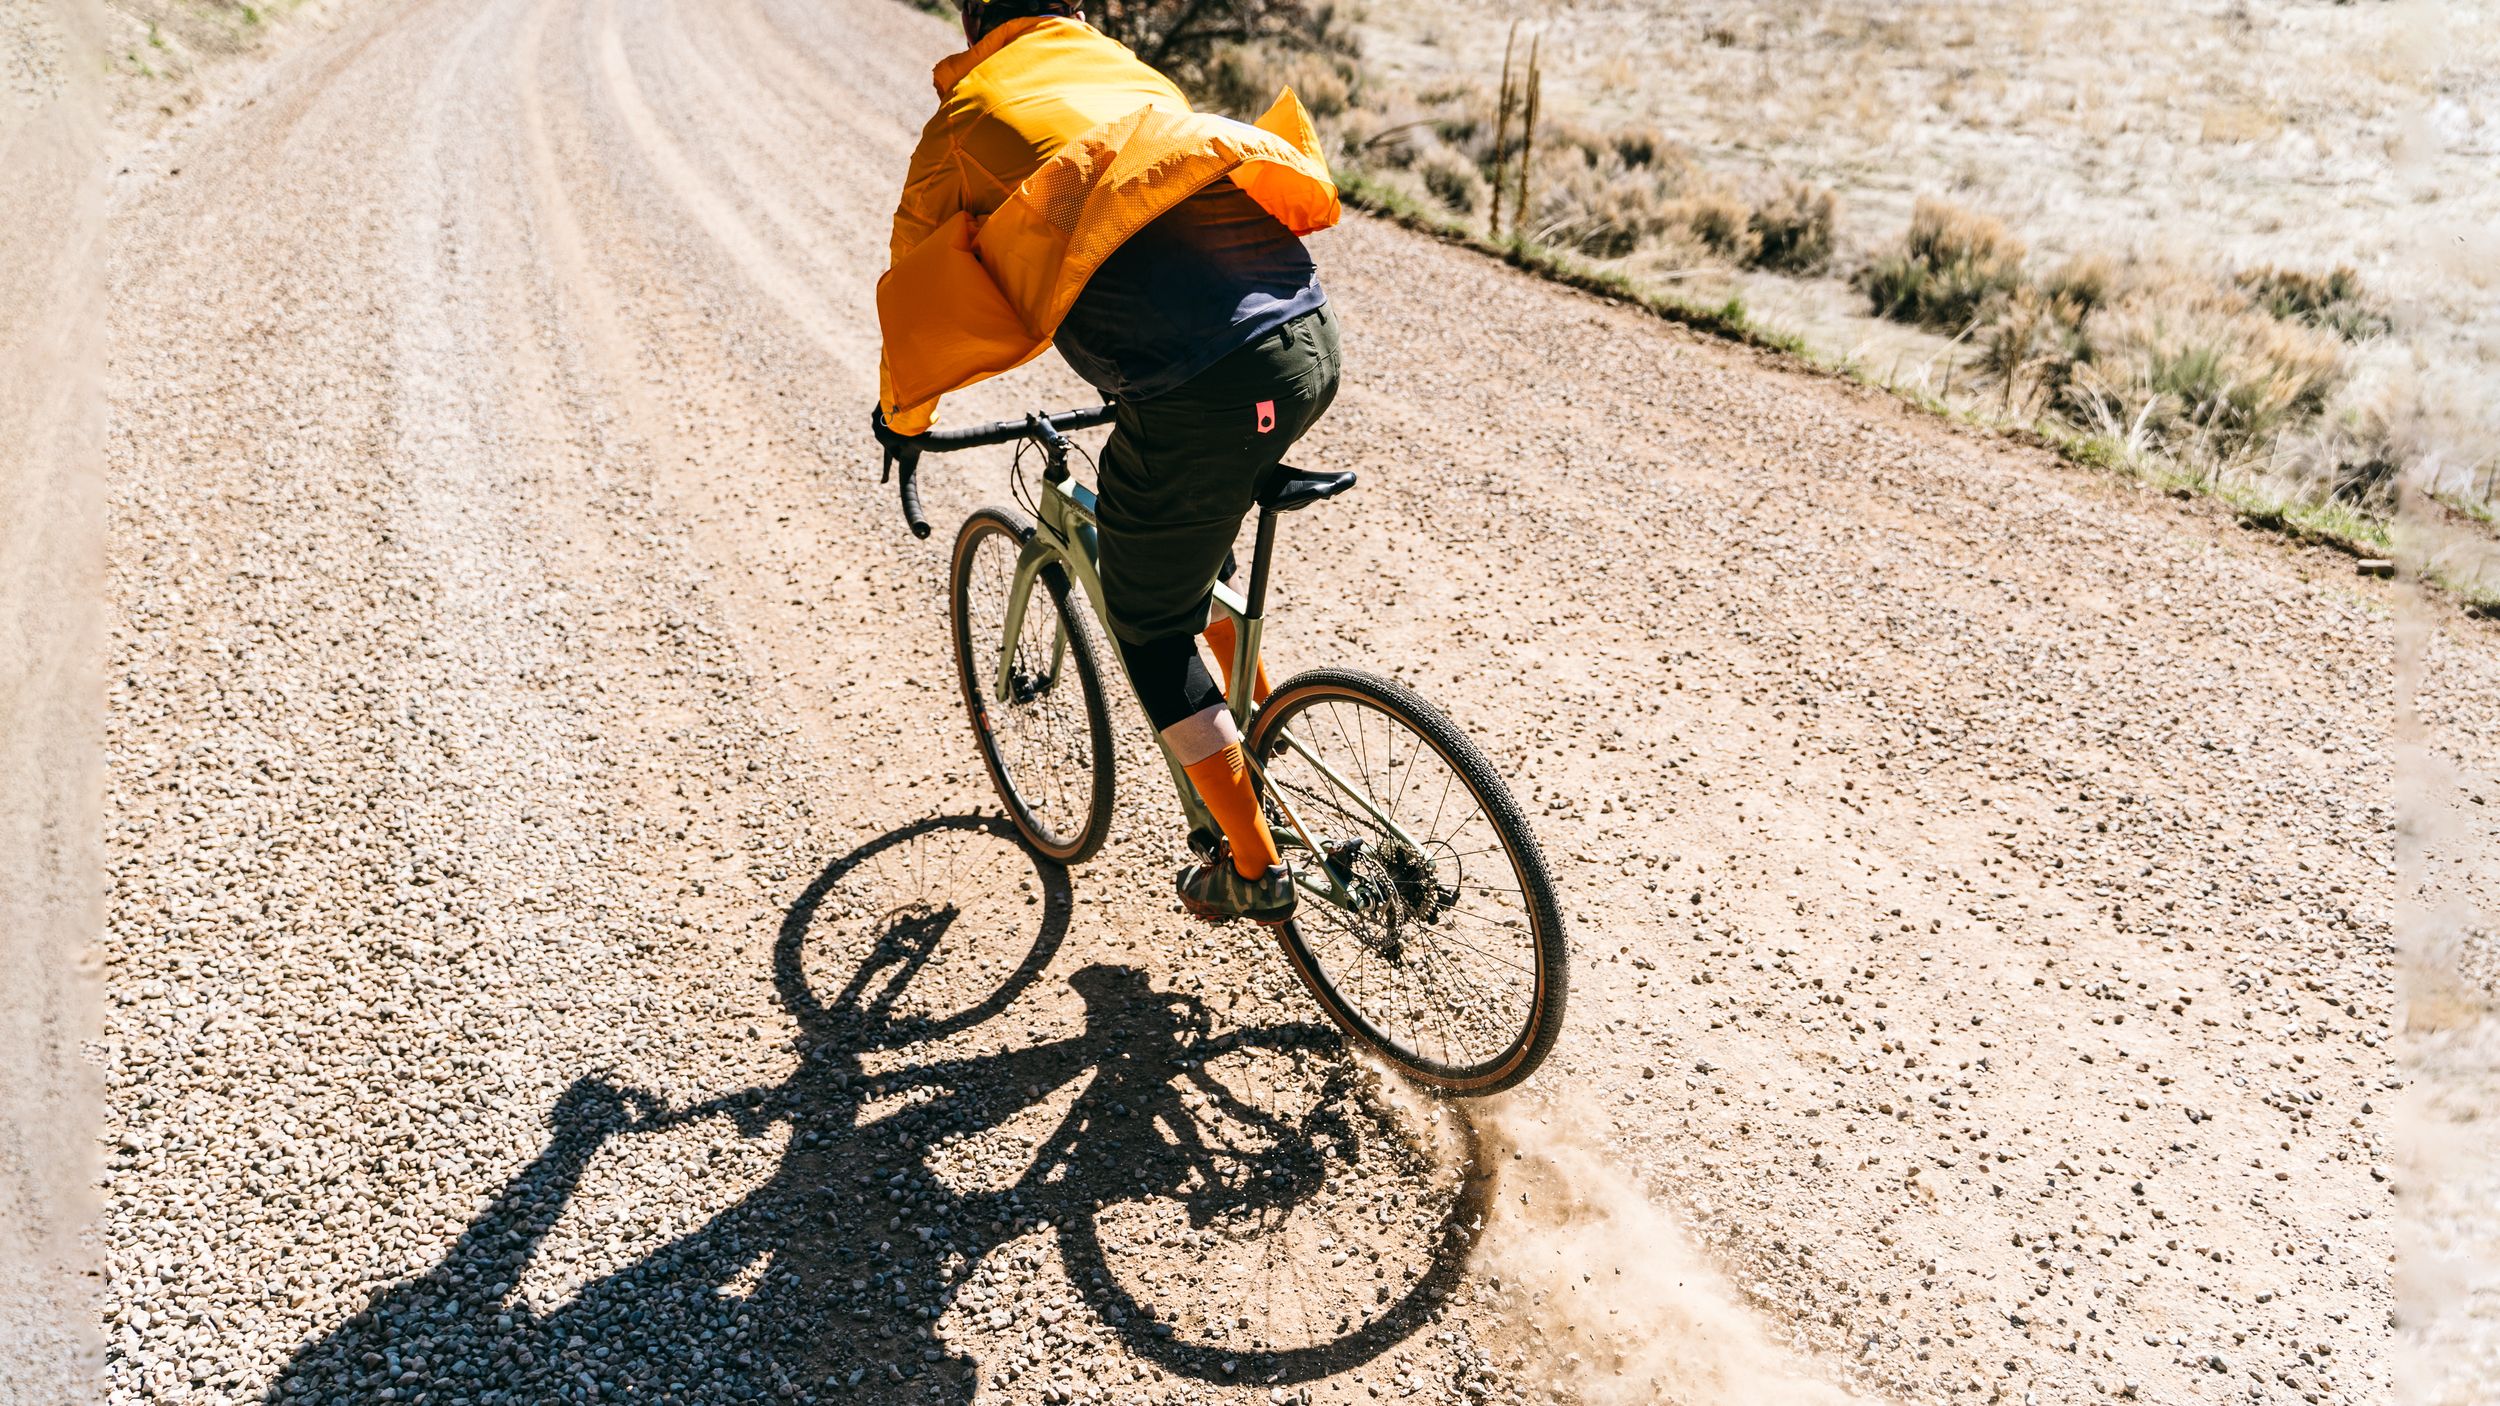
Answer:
xmin=267 ymin=814 xmax=1491 ymax=1404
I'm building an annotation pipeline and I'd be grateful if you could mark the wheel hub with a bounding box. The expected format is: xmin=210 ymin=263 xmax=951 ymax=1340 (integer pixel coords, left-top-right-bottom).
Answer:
xmin=1321 ymin=838 xmax=1459 ymax=955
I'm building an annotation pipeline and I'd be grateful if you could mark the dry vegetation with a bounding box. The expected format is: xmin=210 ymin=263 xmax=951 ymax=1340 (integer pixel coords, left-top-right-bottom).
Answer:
xmin=1857 ymin=197 xmax=2024 ymax=332
xmin=1229 ymin=40 xmax=1842 ymax=282
xmin=1192 ymin=0 xmax=2500 ymax=600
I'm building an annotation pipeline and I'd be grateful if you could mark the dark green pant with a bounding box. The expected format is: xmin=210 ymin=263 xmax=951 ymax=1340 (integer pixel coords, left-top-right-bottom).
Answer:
xmin=1095 ymin=304 xmax=1342 ymax=646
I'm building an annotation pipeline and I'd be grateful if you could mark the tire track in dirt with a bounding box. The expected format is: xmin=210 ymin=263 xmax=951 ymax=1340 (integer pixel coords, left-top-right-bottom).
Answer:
xmin=590 ymin=0 xmax=861 ymax=371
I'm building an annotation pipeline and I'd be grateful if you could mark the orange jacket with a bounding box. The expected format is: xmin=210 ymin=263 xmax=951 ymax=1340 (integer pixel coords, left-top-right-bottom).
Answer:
xmin=876 ymin=17 xmax=1338 ymax=434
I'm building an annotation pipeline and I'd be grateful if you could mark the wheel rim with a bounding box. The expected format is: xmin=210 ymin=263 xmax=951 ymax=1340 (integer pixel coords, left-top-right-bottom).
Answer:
xmin=957 ymin=522 xmax=1100 ymax=854
xmin=1254 ymin=690 xmax=1547 ymax=1082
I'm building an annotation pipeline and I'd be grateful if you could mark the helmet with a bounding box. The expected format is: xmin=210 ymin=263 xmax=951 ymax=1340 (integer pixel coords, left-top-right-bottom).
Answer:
xmin=958 ymin=0 xmax=1081 ymax=38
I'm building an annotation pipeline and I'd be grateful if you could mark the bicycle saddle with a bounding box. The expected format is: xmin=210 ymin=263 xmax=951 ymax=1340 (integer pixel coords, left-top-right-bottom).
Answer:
xmin=1257 ymin=467 xmax=1357 ymax=513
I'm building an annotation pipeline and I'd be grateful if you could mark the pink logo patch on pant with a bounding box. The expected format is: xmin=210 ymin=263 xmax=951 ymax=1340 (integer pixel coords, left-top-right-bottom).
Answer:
xmin=1255 ymin=400 xmax=1276 ymax=434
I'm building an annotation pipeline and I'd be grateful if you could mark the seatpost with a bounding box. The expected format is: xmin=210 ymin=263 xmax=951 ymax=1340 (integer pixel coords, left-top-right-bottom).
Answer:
xmin=1243 ymin=507 xmax=1281 ymax=620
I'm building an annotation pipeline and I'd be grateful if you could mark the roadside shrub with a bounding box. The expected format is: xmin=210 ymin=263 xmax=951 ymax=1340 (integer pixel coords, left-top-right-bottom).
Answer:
xmin=1980 ymin=284 xmax=2089 ymax=411
xmin=1746 ymin=178 xmax=1836 ymax=273
xmin=2041 ymin=253 xmax=2114 ymax=315
xmin=2270 ymin=363 xmax=2500 ymax=513
xmin=1861 ymin=197 xmax=2027 ymax=332
xmin=1201 ymin=41 xmax=1355 ymax=118
xmin=1415 ymin=145 xmax=1487 ymax=215
xmin=1979 ymin=255 xmax=2111 ymax=406
xmin=1508 ymin=125 xmax=1781 ymax=266
xmin=1678 ymin=189 xmax=1759 ymax=264
xmin=1429 ymin=109 xmax=1483 ymax=150
xmin=2066 ymin=293 xmax=2345 ymax=460
xmin=1423 ymin=84 xmax=1503 ymax=164
xmin=2281 ymin=419 xmax=2407 ymax=510
xmin=1611 ymin=124 xmax=1671 ymax=169
xmin=1530 ymin=148 xmax=1672 ymax=257
xmin=2234 ymin=264 xmax=2390 ymax=342
xmin=1288 ymin=57 xmax=1354 ymax=117
xmin=1540 ymin=119 xmax=1618 ymax=171
xmin=1336 ymin=101 xmax=1431 ymax=168
xmin=1144 ymin=2 xmax=1361 ymax=118
xmin=1097 ymin=0 xmax=1354 ymax=72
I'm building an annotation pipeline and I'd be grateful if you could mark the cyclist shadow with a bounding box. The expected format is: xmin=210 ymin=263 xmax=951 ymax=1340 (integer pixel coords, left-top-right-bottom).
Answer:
xmin=268 ymin=813 xmax=1491 ymax=1405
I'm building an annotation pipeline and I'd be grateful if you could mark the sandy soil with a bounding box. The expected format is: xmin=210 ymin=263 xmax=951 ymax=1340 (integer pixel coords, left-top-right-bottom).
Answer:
xmin=77 ymin=0 xmax=2500 ymax=1403
xmin=3 ymin=0 xmax=107 ymax=1399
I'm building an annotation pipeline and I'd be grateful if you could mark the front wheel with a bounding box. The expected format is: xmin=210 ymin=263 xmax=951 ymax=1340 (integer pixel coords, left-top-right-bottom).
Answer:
xmin=1245 ymin=668 xmax=1568 ymax=1094
xmin=950 ymin=507 xmax=1116 ymax=864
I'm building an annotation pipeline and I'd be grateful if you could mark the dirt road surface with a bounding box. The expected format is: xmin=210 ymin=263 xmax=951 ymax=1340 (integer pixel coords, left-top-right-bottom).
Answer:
xmin=89 ymin=1 xmax=2500 ymax=1403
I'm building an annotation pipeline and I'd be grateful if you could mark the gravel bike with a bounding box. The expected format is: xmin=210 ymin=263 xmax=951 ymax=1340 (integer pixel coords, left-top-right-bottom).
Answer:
xmin=873 ymin=405 xmax=1567 ymax=1094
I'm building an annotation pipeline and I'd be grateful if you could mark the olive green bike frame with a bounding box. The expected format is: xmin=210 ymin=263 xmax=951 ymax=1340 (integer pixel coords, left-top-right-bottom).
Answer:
xmin=990 ymin=471 xmax=1426 ymax=909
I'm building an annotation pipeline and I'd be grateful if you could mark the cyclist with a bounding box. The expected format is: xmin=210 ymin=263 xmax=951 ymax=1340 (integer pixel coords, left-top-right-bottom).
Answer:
xmin=876 ymin=0 xmax=1342 ymax=922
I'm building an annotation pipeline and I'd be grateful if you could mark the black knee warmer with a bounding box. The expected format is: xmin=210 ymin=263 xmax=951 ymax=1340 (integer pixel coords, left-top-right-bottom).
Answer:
xmin=1118 ymin=633 xmax=1225 ymax=733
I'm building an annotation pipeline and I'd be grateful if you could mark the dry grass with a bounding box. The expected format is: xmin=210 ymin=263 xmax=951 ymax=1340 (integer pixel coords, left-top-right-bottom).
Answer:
xmin=2274 ymin=360 xmax=2500 ymax=518
xmin=2040 ymin=254 xmax=2114 ymax=315
xmin=101 ymin=2 xmax=356 ymax=127
xmin=1274 ymin=13 xmax=2368 ymax=516
xmin=1343 ymin=0 xmax=2500 ymax=541
xmin=1223 ymin=26 xmax=1843 ymax=281
xmin=2233 ymin=264 xmax=2390 ymax=343
xmin=1976 ymin=255 xmax=2357 ymax=491
xmin=1414 ymin=144 xmax=1486 ymax=215
xmin=1200 ymin=39 xmax=1360 ymax=119
xmin=1859 ymin=197 xmax=2026 ymax=333
xmin=1825 ymin=197 xmax=2416 ymax=519
xmin=2073 ymin=289 xmax=2344 ymax=464
xmin=1160 ymin=0 xmax=2499 ymax=582
xmin=1524 ymin=146 xmax=1674 ymax=258
xmin=1979 ymin=284 xmax=2089 ymax=411
xmin=1747 ymin=179 xmax=1836 ymax=274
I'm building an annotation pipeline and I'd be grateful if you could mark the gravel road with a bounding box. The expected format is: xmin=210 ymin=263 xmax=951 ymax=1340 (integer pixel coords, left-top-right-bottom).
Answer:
xmin=88 ymin=0 xmax=2500 ymax=1403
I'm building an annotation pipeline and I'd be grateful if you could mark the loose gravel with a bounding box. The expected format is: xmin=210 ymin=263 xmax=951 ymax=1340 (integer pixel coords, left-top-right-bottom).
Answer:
xmin=84 ymin=0 xmax=2500 ymax=1403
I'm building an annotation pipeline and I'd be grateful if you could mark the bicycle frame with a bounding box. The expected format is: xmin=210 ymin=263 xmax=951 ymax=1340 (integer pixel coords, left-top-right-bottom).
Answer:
xmin=992 ymin=469 xmax=1244 ymax=843
xmin=988 ymin=434 xmax=1426 ymax=911
xmin=874 ymin=404 xmax=1568 ymax=1095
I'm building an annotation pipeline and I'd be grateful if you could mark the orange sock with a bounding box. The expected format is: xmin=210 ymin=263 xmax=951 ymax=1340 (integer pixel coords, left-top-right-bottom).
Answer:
xmin=1202 ymin=617 xmax=1271 ymax=705
xmin=1182 ymin=744 xmax=1280 ymax=879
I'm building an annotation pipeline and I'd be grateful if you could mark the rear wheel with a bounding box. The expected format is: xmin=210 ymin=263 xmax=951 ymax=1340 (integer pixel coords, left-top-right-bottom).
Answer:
xmin=949 ymin=507 xmax=1115 ymax=864
xmin=1245 ymin=668 xmax=1567 ymax=1094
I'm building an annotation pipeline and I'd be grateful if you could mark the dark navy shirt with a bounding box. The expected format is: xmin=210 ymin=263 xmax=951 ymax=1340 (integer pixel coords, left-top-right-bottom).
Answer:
xmin=1052 ymin=179 xmax=1325 ymax=401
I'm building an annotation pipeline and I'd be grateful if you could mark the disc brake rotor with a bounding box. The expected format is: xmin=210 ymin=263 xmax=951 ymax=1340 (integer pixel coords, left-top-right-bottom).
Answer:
xmin=1319 ymin=838 xmax=1461 ymax=959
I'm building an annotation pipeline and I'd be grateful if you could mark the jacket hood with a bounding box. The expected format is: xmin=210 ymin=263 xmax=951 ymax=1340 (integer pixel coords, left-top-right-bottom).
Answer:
xmin=932 ymin=15 xmax=1084 ymax=95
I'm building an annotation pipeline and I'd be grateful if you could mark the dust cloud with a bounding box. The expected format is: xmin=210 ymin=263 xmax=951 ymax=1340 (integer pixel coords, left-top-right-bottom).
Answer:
xmin=1474 ymin=1093 xmax=1872 ymax=1406
xmin=0 ymin=0 xmax=107 ymax=1401
xmin=2390 ymin=488 xmax=2500 ymax=1402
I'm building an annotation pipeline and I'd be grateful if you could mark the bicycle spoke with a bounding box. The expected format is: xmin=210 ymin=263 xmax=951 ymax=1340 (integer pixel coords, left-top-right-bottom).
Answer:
xmin=1386 ymin=721 xmax=1422 ymax=830
xmin=958 ymin=521 xmax=1100 ymax=852
xmin=1252 ymin=679 xmax=1559 ymax=1081
xmin=1401 ymin=920 xmax=1536 ymax=977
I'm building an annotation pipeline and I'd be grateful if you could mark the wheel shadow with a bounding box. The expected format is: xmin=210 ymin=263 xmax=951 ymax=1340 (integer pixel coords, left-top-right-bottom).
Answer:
xmin=267 ymin=813 xmax=1490 ymax=1404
